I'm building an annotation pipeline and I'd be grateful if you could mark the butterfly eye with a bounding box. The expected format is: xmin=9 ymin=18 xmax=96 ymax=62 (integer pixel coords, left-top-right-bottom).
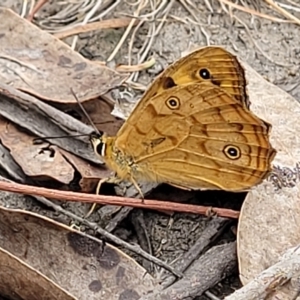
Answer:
xmin=96 ymin=142 xmax=106 ymax=157
xmin=223 ymin=145 xmax=241 ymax=160
xmin=166 ymin=97 xmax=180 ymax=110
xmin=199 ymin=68 xmax=210 ymax=80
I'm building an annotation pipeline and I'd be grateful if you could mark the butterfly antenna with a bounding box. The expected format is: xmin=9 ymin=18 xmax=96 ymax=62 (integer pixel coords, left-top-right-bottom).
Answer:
xmin=70 ymin=88 xmax=100 ymax=135
xmin=33 ymin=134 xmax=90 ymax=144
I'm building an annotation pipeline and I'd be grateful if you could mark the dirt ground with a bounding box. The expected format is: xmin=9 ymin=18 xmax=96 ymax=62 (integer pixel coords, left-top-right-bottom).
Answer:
xmin=1 ymin=1 xmax=300 ymax=299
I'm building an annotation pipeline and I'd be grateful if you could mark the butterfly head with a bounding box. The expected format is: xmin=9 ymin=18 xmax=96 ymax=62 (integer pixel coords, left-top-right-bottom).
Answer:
xmin=89 ymin=131 xmax=108 ymax=158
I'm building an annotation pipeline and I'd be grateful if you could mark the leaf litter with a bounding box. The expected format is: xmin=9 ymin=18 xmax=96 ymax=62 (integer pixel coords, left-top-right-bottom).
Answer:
xmin=0 ymin=0 xmax=298 ymax=299
xmin=0 ymin=8 xmax=127 ymax=103
xmin=0 ymin=205 xmax=155 ymax=300
xmin=0 ymin=8 xmax=128 ymax=193
xmin=0 ymin=118 xmax=74 ymax=185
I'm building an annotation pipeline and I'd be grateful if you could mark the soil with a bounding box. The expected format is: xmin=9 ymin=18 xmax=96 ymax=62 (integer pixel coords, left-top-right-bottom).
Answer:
xmin=1 ymin=1 xmax=300 ymax=299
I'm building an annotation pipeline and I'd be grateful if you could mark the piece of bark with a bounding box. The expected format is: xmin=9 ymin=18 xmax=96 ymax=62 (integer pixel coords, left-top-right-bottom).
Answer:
xmin=105 ymin=207 xmax=133 ymax=232
xmin=140 ymin=242 xmax=237 ymax=300
xmin=225 ymin=245 xmax=300 ymax=300
xmin=0 ymin=143 xmax=27 ymax=183
xmin=130 ymin=209 xmax=153 ymax=272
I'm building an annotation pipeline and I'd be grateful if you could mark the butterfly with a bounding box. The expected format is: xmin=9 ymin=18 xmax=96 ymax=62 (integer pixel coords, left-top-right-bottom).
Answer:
xmin=90 ymin=46 xmax=276 ymax=197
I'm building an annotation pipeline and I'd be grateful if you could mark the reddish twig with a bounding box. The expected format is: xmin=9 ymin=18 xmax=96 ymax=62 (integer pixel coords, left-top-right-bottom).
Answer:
xmin=27 ymin=0 xmax=50 ymax=22
xmin=0 ymin=180 xmax=240 ymax=218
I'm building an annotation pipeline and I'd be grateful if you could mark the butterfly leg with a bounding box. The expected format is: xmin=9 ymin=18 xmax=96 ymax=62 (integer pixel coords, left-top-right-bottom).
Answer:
xmin=86 ymin=175 xmax=144 ymax=218
xmin=85 ymin=176 xmax=121 ymax=218
xmin=130 ymin=176 xmax=144 ymax=200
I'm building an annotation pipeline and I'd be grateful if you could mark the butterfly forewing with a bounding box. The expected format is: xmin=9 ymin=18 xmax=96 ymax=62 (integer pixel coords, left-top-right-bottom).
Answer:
xmin=116 ymin=46 xmax=249 ymax=140
xmin=143 ymin=46 xmax=249 ymax=107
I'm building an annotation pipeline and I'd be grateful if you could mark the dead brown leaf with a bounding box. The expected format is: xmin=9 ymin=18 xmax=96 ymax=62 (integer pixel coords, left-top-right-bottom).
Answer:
xmin=0 ymin=206 xmax=156 ymax=300
xmin=0 ymin=118 xmax=74 ymax=184
xmin=0 ymin=8 xmax=127 ymax=103
xmin=0 ymin=247 xmax=75 ymax=300
xmin=58 ymin=148 xmax=112 ymax=193
xmin=237 ymin=61 xmax=300 ymax=299
xmin=0 ymin=85 xmax=122 ymax=191
xmin=0 ymin=83 xmax=99 ymax=164
xmin=78 ymin=98 xmax=124 ymax=136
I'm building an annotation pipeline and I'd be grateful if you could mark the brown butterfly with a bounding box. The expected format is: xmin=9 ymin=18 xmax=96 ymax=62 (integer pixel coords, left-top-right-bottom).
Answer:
xmin=90 ymin=46 xmax=276 ymax=196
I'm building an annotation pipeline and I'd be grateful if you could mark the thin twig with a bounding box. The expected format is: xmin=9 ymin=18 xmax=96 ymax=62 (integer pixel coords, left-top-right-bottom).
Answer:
xmin=277 ymin=2 xmax=300 ymax=12
xmin=226 ymin=245 xmax=300 ymax=299
xmin=130 ymin=0 xmax=174 ymax=83
xmin=26 ymin=0 xmax=49 ymax=21
xmin=53 ymin=18 xmax=139 ymax=39
xmin=37 ymin=1 xmax=95 ymax=31
xmin=217 ymin=0 xmax=296 ymax=23
xmin=116 ymin=57 xmax=156 ymax=72
xmin=285 ymin=0 xmax=300 ymax=8
xmin=90 ymin=0 xmax=121 ymax=22
xmin=127 ymin=19 xmax=145 ymax=65
xmin=179 ymin=0 xmax=202 ymax=25
xmin=107 ymin=0 xmax=145 ymax=62
xmin=0 ymin=180 xmax=240 ymax=218
xmin=264 ymin=0 xmax=300 ymax=25
xmin=71 ymin=0 xmax=104 ymax=50
xmin=20 ymin=0 xmax=30 ymax=18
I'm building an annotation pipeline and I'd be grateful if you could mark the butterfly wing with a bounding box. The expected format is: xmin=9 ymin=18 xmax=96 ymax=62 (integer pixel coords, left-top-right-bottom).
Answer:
xmin=117 ymin=46 xmax=249 ymax=139
xmin=145 ymin=46 xmax=248 ymax=106
xmin=114 ymin=82 xmax=275 ymax=191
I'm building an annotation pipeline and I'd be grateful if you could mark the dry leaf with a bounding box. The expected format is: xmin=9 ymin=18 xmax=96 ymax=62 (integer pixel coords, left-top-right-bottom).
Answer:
xmin=0 ymin=83 xmax=99 ymax=164
xmin=0 ymin=118 xmax=74 ymax=184
xmin=0 ymin=8 xmax=127 ymax=103
xmin=0 ymin=206 xmax=156 ymax=299
xmin=237 ymin=62 xmax=300 ymax=299
xmin=0 ymin=247 xmax=75 ymax=300
xmin=58 ymin=148 xmax=112 ymax=192
xmin=77 ymin=98 xmax=124 ymax=136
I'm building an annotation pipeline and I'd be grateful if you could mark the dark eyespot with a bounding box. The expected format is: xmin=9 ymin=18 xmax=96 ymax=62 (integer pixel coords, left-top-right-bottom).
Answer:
xmin=166 ymin=97 xmax=180 ymax=109
xmin=223 ymin=145 xmax=241 ymax=160
xmin=211 ymin=78 xmax=221 ymax=87
xmin=199 ymin=68 xmax=210 ymax=80
xmin=163 ymin=77 xmax=177 ymax=89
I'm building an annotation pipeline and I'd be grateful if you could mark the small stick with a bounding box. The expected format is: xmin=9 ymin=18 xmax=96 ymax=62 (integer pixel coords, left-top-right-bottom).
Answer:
xmin=225 ymin=245 xmax=300 ymax=300
xmin=27 ymin=0 xmax=49 ymax=21
xmin=264 ymin=0 xmax=300 ymax=25
xmin=0 ymin=180 xmax=240 ymax=219
xmin=218 ymin=0 xmax=296 ymax=23
xmin=53 ymin=18 xmax=140 ymax=39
